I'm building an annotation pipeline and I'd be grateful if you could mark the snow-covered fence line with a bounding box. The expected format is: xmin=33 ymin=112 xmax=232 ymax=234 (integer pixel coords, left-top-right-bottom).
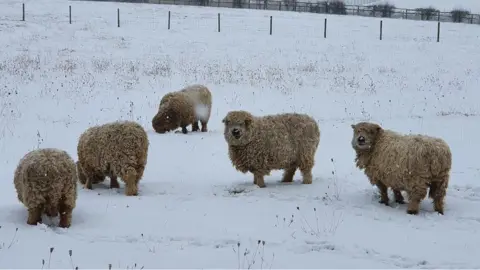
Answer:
xmin=72 ymin=0 xmax=480 ymax=24
xmin=5 ymin=2 xmax=451 ymax=43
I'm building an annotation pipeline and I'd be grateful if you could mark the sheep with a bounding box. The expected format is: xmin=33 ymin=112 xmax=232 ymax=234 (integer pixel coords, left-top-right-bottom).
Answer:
xmin=152 ymin=84 xmax=212 ymax=134
xmin=350 ymin=122 xmax=452 ymax=215
xmin=222 ymin=110 xmax=320 ymax=188
xmin=13 ymin=148 xmax=77 ymax=228
xmin=76 ymin=120 xmax=149 ymax=196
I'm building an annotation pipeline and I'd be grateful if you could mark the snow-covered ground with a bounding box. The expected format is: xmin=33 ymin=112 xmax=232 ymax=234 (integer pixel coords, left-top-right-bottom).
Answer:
xmin=1 ymin=0 xmax=480 ymax=268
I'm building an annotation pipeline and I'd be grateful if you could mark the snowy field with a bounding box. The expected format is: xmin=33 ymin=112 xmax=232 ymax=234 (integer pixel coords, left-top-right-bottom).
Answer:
xmin=1 ymin=0 xmax=480 ymax=268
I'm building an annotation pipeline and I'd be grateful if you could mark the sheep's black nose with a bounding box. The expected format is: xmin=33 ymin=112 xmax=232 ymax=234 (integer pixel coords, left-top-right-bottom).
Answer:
xmin=358 ymin=136 xmax=365 ymax=144
xmin=232 ymin=128 xmax=240 ymax=137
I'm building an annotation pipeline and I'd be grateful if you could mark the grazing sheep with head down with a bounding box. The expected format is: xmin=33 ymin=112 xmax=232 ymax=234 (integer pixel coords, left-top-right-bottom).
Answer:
xmin=223 ymin=110 xmax=320 ymax=188
xmin=351 ymin=122 xmax=452 ymax=215
xmin=14 ymin=148 xmax=77 ymax=228
xmin=77 ymin=120 xmax=149 ymax=196
xmin=152 ymin=84 xmax=212 ymax=134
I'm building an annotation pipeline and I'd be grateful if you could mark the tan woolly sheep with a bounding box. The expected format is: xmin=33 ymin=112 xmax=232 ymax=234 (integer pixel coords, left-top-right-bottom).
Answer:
xmin=223 ymin=110 xmax=320 ymax=188
xmin=152 ymin=84 xmax=212 ymax=134
xmin=14 ymin=148 xmax=77 ymax=228
xmin=76 ymin=120 xmax=149 ymax=196
xmin=351 ymin=122 xmax=452 ymax=215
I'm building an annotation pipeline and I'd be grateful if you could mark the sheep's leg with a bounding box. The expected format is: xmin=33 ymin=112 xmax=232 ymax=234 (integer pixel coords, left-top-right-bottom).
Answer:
xmin=253 ymin=173 xmax=266 ymax=188
xmin=76 ymin=162 xmax=87 ymax=185
xmin=299 ymin=165 xmax=313 ymax=185
xmin=123 ymin=167 xmax=139 ymax=196
xmin=298 ymin=153 xmax=314 ymax=184
xmin=27 ymin=206 xmax=43 ymax=225
xmin=406 ymin=185 xmax=428 ymax=215
xmin=84 ymin=176 xmax=93 ymax=190
xmin=58 ymin=197 xmax=74 ymax=228
xmin=110 ymin=176 xmax=120 ymax=188
xmin=192 ymin=121 xmax=200 ymax=132
xmin=135 ymin=164 xmax=146 ymax=184
xmin=281 ymin=166 xmax=297 ymax=183
xmin=376 ymin=181 xmax=389 ymax=205
xmin=393 ymin=189 xmax=405 ymax=204
xmin=430 ymin=177 xmax=449 ymax=215
xmin=200 ymin=121 xmax=208 ymax=132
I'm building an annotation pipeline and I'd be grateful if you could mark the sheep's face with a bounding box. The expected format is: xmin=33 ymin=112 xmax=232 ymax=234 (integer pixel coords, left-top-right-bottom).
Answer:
xmin=152 ymin=108 xmax=180 ymax=134
xmin=351 ymin=122 xmax=383 ymax=152
xmin=222 ymin=111 xmax=254 ymax=146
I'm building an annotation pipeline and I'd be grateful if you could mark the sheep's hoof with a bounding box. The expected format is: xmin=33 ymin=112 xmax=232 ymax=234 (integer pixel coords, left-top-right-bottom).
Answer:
xmin=256 ymin=184 xmax=266 ymax=188
xmin=181 ymin=127 xmax=188 ymax=134
xmin=26 ymin=220 xmax=39 ymax=226
xmin=125 ymin=188 xmax=138 ymax=196
xmin=396 ymin=199 xmax=405 ymax=204
xmin=407 ymin=209 xmax=418 ymax=215
xmin=378 ymin=200 xmax=389 ymax=206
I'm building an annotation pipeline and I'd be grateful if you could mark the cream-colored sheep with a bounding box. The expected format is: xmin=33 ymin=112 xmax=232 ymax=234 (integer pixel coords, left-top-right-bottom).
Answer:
xmin=152 ymin=84 xmax=212 ymax=134
xmin=76 ymin=120 xmax=149 ymax=196
xmin=223 ymin=110 xmax=320 ymax=188
xmin=14 ymin=148 xmax=77 ymax=228
xmin=351 ymin=122 xmax=452 ymax=215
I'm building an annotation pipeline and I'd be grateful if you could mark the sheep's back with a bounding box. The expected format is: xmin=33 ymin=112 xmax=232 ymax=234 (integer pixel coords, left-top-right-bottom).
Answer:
xmin=235 ymin=113 xmax=318 ymax=170
xmin=368 ymin=131 xmax=451 ymax=188
xmin=261 ymin=113 xmax=319 ymax=151
xmin=78 ymin=122 xmax=148 ymax=174
xmin=14 ymin=149 xmax=76 ymax=208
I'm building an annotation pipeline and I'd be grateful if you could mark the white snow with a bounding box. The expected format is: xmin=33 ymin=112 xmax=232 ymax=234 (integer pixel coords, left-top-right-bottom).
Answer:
xmin=1 ymin=0 xmax=480 ymax=268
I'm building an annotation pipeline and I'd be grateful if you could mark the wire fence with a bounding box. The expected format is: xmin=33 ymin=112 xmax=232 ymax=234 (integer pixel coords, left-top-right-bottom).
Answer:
xmin=4 ymin=1 xmax=473 ymax=43
xmin=78 ymin=0 xmax=480 ymax=25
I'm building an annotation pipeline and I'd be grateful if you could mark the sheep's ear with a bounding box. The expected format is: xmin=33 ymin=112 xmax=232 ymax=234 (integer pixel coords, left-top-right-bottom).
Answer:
xmin=351 ymin=124 xmax=356 ymax=129
xmin=222 ymin=117 xmax=226 ymax=124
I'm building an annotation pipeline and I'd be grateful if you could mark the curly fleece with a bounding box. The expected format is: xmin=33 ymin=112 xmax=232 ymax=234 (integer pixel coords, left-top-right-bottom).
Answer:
xmin=152 ymin=84 xmax=212 ymax=134
xmin=14 ymin=148 xmax=77 ymax=228
xmin=76 ymin=120 xmax=149 ymax=196
xmin=351 ymin=122 xmax=452 ymax=215
xmin=223 ymin=110 xmax=320 ymax=188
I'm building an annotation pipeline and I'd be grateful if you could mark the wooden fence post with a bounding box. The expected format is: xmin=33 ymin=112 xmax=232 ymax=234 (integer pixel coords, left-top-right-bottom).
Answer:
xmin=69 ymin=5 xmax=72 ymax=24
xmin=217 ymin=13 xmax=220 ymax=32
xmin=269 ymin=16 xmax=272 ymax=35
xmin=324 ymin=18 xmax=327 ymax=38
xmin=437 ymin=21 xmax=440 ymax=42
xmin=168 ymin=11 xmax=171 ymax=29
xmin=22 ymin=3 xmax=25 ymax=21
xmin=117 ymin=8 xmax=120 ymax=27
xmin=379 ymin=20 xmax=383 ymax=40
